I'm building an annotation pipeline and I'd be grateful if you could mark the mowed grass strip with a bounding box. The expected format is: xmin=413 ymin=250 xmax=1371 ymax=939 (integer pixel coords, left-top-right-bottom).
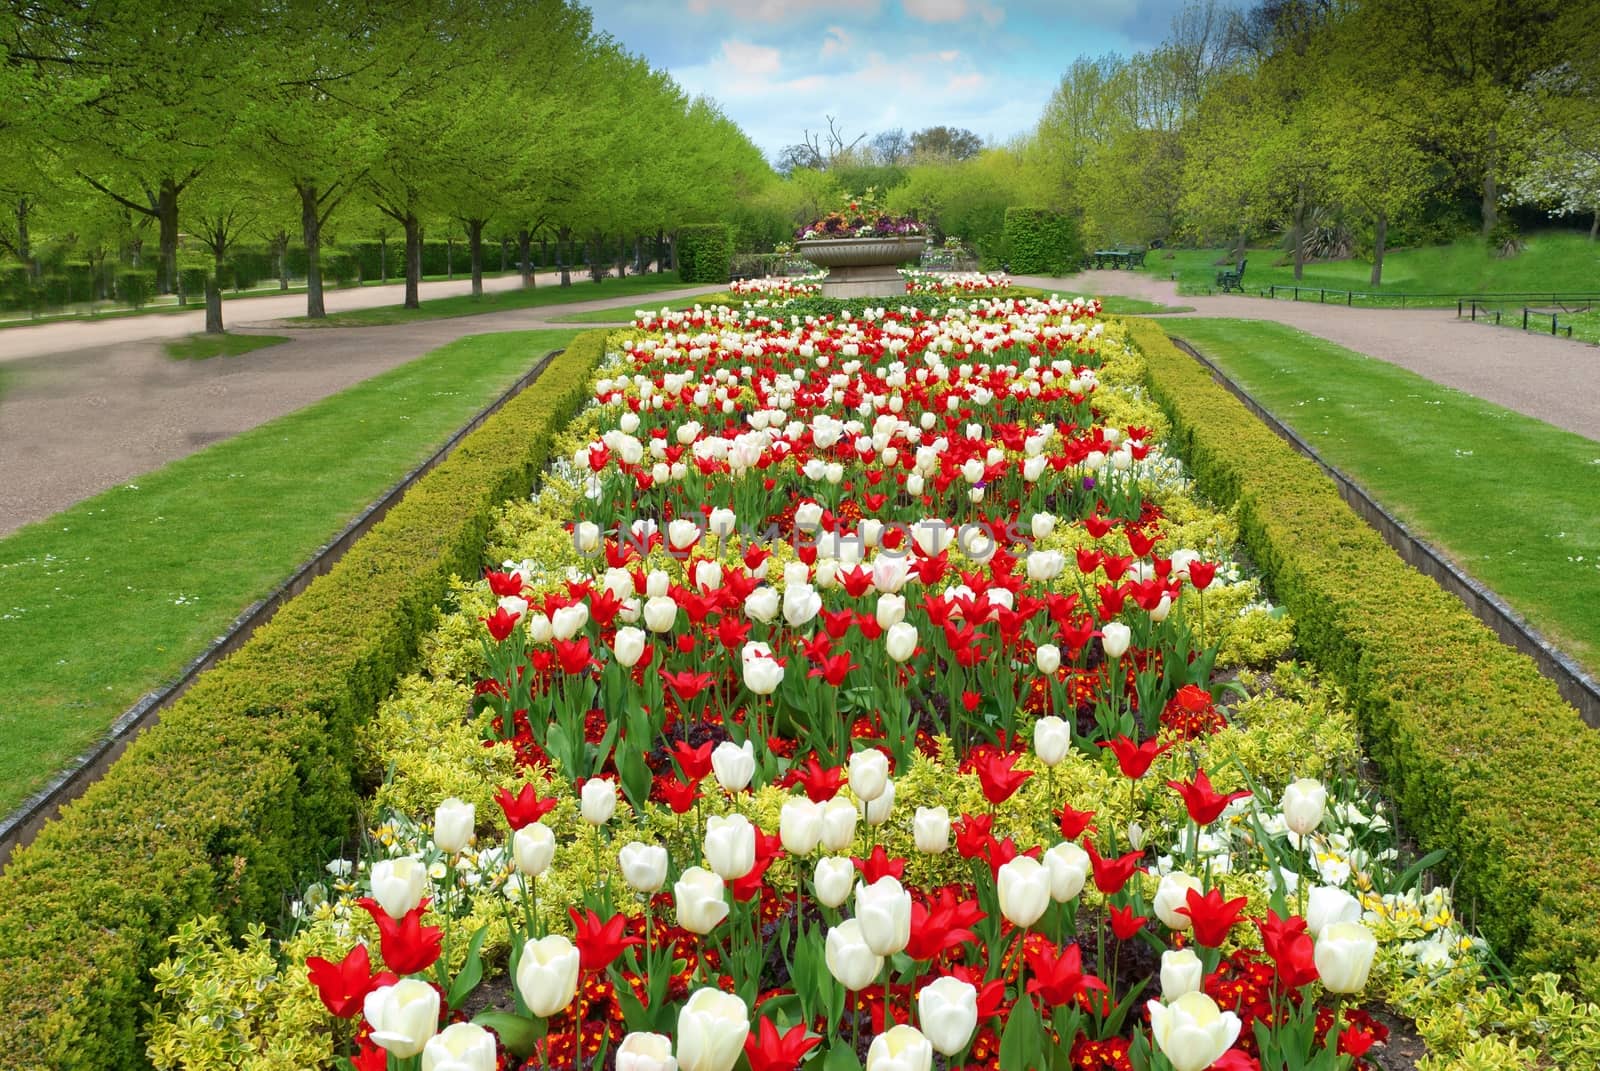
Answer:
xmin=164 ymin=332 xmax=289 ymax=360
xmin=1151 ymin=231 xmax=1600 ymax=301
xmin=297 ymin=274 xmax=703 ymax=327
xmin=1163 ymin=317 xmax=1600 ymax=672
xmin=0 ymin=327 xmax=579 ymax=813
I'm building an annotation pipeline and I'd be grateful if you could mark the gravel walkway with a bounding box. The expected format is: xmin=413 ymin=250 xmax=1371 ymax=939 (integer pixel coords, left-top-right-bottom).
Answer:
xmin=1020 ymin=270 xmax=1600 ymax=443
xmin=0 ymin=273 xmax=718 ymax=535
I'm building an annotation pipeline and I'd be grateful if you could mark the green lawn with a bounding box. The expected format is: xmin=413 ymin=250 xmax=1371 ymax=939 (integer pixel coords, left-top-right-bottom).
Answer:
xmin=1148 ymin=231 xmax=1600 ymax=302
xmin=0 ymin=327 xmax=580 ymax=813
xmin=1098 ymin=295 xmax=1193 ymax=315
xmin=1162 ymin=318 xmax=1600 ymax=673
xmin=295 ymin=274 xmax=700 ymax=327
xmin=164 ymin=332 xmax=289 ymax=360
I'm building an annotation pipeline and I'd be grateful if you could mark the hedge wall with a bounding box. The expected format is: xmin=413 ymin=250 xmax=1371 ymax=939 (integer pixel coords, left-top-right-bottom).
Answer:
xmin=1127 ymin=319 xmax=1600 ymax=996
xmin=1001 ymin=207 xmax=1082 ymax=275
xmin=676 ymin=224 xmax=733 ymax=284
xmin=0 ymin=331 xmax=611 ymax=1070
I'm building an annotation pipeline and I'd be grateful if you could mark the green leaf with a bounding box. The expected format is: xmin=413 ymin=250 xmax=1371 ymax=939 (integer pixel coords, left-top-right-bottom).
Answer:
xmin=998 ymin=994 xmax=1045 ymax=1071
xmin=618 ymin=738 xmax=652 ymax=811
xmin=472 ymin=1011 xmax=548 ymax=1058
xmin=823 ymin=1043 xmax=863 ymax=1071
xmin=446 ymin=924 xmax=490 ymax=1008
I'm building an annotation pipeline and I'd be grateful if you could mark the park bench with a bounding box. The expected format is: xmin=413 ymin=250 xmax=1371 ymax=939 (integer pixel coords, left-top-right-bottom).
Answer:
xmin=1092 ymin=248 xmax=1146 ymax=270
xmin=1216 ymin=258 xmax=1246 ymax=292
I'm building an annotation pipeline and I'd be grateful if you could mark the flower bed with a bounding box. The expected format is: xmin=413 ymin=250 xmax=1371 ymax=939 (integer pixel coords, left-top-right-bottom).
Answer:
xmin=901 ymin=270 xmax=1012 ymax=295
xmin=730 ymin=275 xmax=825 ymax=298
xmin=147 ymin=304 xmax=1600 ymax=1070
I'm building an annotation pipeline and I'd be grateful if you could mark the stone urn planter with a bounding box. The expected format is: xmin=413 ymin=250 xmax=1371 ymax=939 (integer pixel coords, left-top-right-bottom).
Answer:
xmin=796 ymin=234 xmax=929 ymax=298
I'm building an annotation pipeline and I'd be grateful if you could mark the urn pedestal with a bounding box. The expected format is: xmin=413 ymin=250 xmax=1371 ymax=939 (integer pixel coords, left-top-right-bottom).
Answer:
xmin=797 ymin=236 xmax=928 ymax=298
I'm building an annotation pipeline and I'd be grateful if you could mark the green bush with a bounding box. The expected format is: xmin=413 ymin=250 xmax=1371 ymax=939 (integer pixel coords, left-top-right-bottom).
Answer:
xmin=0 ymin=331 xmax=612 ymax=1070
xmin=1002 ymin=207 xmax=1082 ymax=274
xmin=116 ymin=271 xmax=154 ymax=309
xmin=62 ymin=263 xmax=99 ymax=303
xmin=676 ymin=224 xmax=734 ymax=284
xmin=38 ymin=275 xmax=71 ymax=309
xmin=323 ymin=251 xmax=358 ymax=288
xmin=178 ymin=267 xmax=209 ymax=304
xmin=1126 ymin=319 xmax=1600 ymax=996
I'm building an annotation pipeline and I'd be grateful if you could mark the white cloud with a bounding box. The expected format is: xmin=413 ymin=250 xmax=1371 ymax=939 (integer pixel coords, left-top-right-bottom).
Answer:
xmin=821 ymin=25 xmax=853 ymax=57
xmin=687 ymin=0 xmax=879 ymax=20
xmin=937 ymin=49 xmax=961 ymax=62
xmin=902 ymin=0 xmax=1003 ymax=25
xmin=720 ymin=39 xmax=783 ymax=76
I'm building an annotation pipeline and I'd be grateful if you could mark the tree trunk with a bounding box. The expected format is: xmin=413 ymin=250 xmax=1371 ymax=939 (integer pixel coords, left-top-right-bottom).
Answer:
xmin=1370 ymin=210 xmax=1388 ymax=286
xmin=205 ymin=252 xmax=224 ymax=334
xmin=1480 ymin=133 xmax=1499 ymax=235
xmin=156 ymin=177 xmax=180 ymax=295
xmin=1590 ymin=207 xmax=1598 ymax=241
xmin=379 ymin=236 xmax=388 ymax=284
xmin=446 ymin=236 xmax=454 ymax=280
xmin=617 ymin=232 xmax=628 ymax=277
xmin=299 ymin=183 xmax=326 ymax=319
xmin=540 ymin=237 xmax=549 ymax=272
xmin=276 ymin=235 xmax=289 ymax=290
xmin=656 ymin=229 xmax=667 ymax=274
xmin=467 ymin=218 xmax=484 ymax=297
xmin=634 ymin=233 xmax=644 ymax=274
xmin=1290 ymin=185 xmax=1307 ymax=282
xmin=590 ymin=232 xmax=604 ymax=283
xmin=500 ymin=237 xmax=508 ymax=273
xmin=15 ymin=199 xmax=33 ymax=278
xmin=404 ymin=216 xmax=421 ymax=308
xmin=557 ymin=227 xmax=571 ymax=287
xmin=518 ymin=229 xmax=534 ymax=287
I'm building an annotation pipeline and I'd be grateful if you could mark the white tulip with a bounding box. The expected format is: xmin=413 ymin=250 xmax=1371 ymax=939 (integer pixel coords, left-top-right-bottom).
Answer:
xmin=855 ymin=876 xmax=912 ymax=956
xmin=1033 ymin=715 xmax=1070 ymax=767
xmin=1035 ymin=643 xmax=1062 ymax=675
xmin=1031 ymin=512 xmax=1057 ymax=540
xmin=515 ymin=935 xmax=580 ymax=1018
xmin=580 ymin=779 xmax=617 ymax=826
xmin=643 ymin=595 xmax=678 ymax=633
xmin=526 ymin=612 xmax=553 ymax=643
xmin=782 ymin=583 xmax=822 ymax=626
xmin=711 ymin=740 xmax=755 ymax=792
xmin=848 ymin=749 xmax=889 ymax=803
xmin=364 ymin=979 xmax=441 ymax=1059
xmin=551 ymin=603 xmax=589 ymax=641
xmin=780 ymin=797 xmax=823 ymax=856
xmin=875 ymin=592 xmax=906 ymax=629
xmin=369 ymin=857 xmax=428 ymax=919
xmin=866 ymin=1024 xmax=934 ymax=1071
xmin=618 ymin=841 xmax=669 ymax=894
xmin=1154 ymin=872 xmax=1205 ymax=931
xmin=703 ymin=814 xmax=756 ymax=880
xmin=997 ymin=856 xmax=1052 ymax=928
xmin=813 ymin=856 xmax=855 ymax=909
xmin=819 ymin=797 xmax=858 ymax=852
xmin=916 ymin=977 xmax=977 ymax=1056
xmin=885 ymin=621 xmax=918 ymax=663
xmin=1101 ymin=621 xmax=1131 ymax=659
xmin=742 ymin=651 xmax=784 ymax=695
xmin=1281 ymin=778 xmax=1327 ymax=837
xmin=647 ymin=569 xmax=670 ymax=598
xmin=1314 ymin=921 xmax=1377 ymax=993
xmin=1043 ymin=841 xmax=1090 ymax=902
xmin=1147 ymin=992 xmax=1241 ymax=1071
xmin=674 ymin=867 xmax=730 ymax=934
xmin=432 ymin=797 xmax=474 ymax=855
xmin=676 ymin=988 xmax=749 ymax=1071
xmin=616 ymin=1032 xmax=678 ymax=1071
xmin=422 ymin=1022 xmax=497 ymax=1071
xmin=1160 ymin=949 xmax=1204 ymax=1000
xmin=667 ymin=519 xmax=701 ymax=551
xmin=825 ymin=918 xmax=884 ymax=991
xmin=613 ymin=626 xmax=648 ymax=668
xmin=913 ymin=806 xmax=950 ymax=854
xmin=513 ymin=822 xmax=555 ymax=878
xmin=744 ymin=586 xmax=780 ymax=623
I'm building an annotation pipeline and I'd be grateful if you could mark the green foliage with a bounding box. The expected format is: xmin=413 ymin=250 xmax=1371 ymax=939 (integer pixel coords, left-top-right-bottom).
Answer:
xmin=178 ymin=266 xmax=208 ymax=301
xmin=0 ymin=331 xmax=611 ymax=1071
xmin=1002 ymin=207 xmax=1083 ymax=273
xmin=676 ymin=224 xmax=734 ymax=283
xmin=164 ymin=333 xmax=288 ymax=361
xmin=116 ymin=270 xmax=153 ymax=308
xmin=1127 ymin=318 xmax=1600 ymax=994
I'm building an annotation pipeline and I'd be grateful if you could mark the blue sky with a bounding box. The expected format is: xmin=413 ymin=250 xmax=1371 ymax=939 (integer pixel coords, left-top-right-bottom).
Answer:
xmin=586 ymin=0 xmax=1194 ymax=160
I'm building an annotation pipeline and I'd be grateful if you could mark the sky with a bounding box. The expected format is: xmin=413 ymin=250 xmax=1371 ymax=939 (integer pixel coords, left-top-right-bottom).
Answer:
xmin=586 ymin=0 xmax=1194 ymax=162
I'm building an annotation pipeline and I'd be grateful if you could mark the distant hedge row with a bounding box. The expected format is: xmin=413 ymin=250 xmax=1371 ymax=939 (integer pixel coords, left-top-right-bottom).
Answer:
xmin=1128 ymin=318 xmax=1600 ymax=997
xmin=0 ymin=331 xmax=610 ymax=1070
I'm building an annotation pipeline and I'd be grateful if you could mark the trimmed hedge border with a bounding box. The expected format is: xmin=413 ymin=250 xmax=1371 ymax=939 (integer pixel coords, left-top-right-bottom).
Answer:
xmin=1127 ymin=318 xmax=1600 ymax=996
xmin=0 ymin=330 xmax=611 ymax=1070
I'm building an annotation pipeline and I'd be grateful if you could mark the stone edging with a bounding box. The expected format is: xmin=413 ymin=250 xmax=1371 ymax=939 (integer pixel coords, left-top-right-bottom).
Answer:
xmin=0 ymin=348 xmax=564 ymax=868
xmin=1169 ymin=335 xmax=1600 ymax=729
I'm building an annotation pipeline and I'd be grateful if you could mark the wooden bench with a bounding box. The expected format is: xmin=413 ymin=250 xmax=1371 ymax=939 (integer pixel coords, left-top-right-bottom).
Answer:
xmin=1216 ymin=258 xmax=1246 ymax=292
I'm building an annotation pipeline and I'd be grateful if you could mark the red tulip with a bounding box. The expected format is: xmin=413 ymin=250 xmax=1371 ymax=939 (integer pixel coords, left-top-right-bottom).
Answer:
xmin=1084 ymin=842 xmax=1143 ymax=895
xmin=1188 ymin=561 xmax=1217 ymax=590
xmin=482 ymin=606 xmax=520 ymax=642
xmin=351 ymin=1036 xmax=390 ymax=1071
xmin=1212 ymin=1053 xmax=1263 ymax=1071
xmin=1025 ymin=941 xmax=1108 ymax=1005
xmin=1339 ymin=1025 xmax=1379 ymax=1059
xmin=973 ymin=751 xmax=1034 ymax=805
xmin=1177 ymin=887 xmax=1250 ymax=947
xmin=744 ymin=1017 xmax=822 ymax=1071
xmin=851 ymin=844 xmax=906 ymax=883
xmin=658 ymin=775 xmax=702 ymax=814
xmin=1107 ymin=902 xmax=1147 ymax=941
xmin=662 ymin=670 xmax=715 ymax=702
xmin=1084 ymin=514 xmax=1114 ymax=539
xmin=672 ymin=740 xmax=715 ymax=781
xmin=807 ymin=651 xmax=857 ymax=686
xmin=485 ymin=569 xmax=524 ymax=597
xmin=954 ymin=813 xmax=994 ymax=859
xmin=786 ymin=756 xmax=844 ymax=802
xmin=570 ymin=908 xmax=642 ymax=972
xmin=305 ymin=944 xmax=394 ymax=1018
xmin=1098 ymin=735 xmax=1174 ymax=780
xmin=1058 ymin=804 xmax=1096 ymax=841
xmin=493 ymin=783 xmax=559 ymax=830
xmin=1166 ymin=769 xmax=1251 ymax=826
xmin=356 ymin=898 xmax=442 ymax=976
xmin=553 ymin=637 xmax=594 ymax=675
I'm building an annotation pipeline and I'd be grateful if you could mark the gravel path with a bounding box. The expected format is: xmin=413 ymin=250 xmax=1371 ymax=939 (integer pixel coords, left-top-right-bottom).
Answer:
xmin=0 ymin=273 xmax=717 ymax=535
xmin=1020 ymin=270 xmax=1600 ymax=443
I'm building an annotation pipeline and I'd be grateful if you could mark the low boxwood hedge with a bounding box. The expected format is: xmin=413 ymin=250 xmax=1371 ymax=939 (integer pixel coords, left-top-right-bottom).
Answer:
xmin=0 ymin=330 xmax=611 ymax=1070
xmin=1127 ymin=319 xmax=1600 ymax=996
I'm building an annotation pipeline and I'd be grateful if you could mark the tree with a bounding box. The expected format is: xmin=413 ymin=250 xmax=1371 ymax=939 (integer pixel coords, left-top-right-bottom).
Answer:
xmin=910 ymin=126 xmax=983 ymax=162
xmin=872 ymin=129 xmax=912 ymax=166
